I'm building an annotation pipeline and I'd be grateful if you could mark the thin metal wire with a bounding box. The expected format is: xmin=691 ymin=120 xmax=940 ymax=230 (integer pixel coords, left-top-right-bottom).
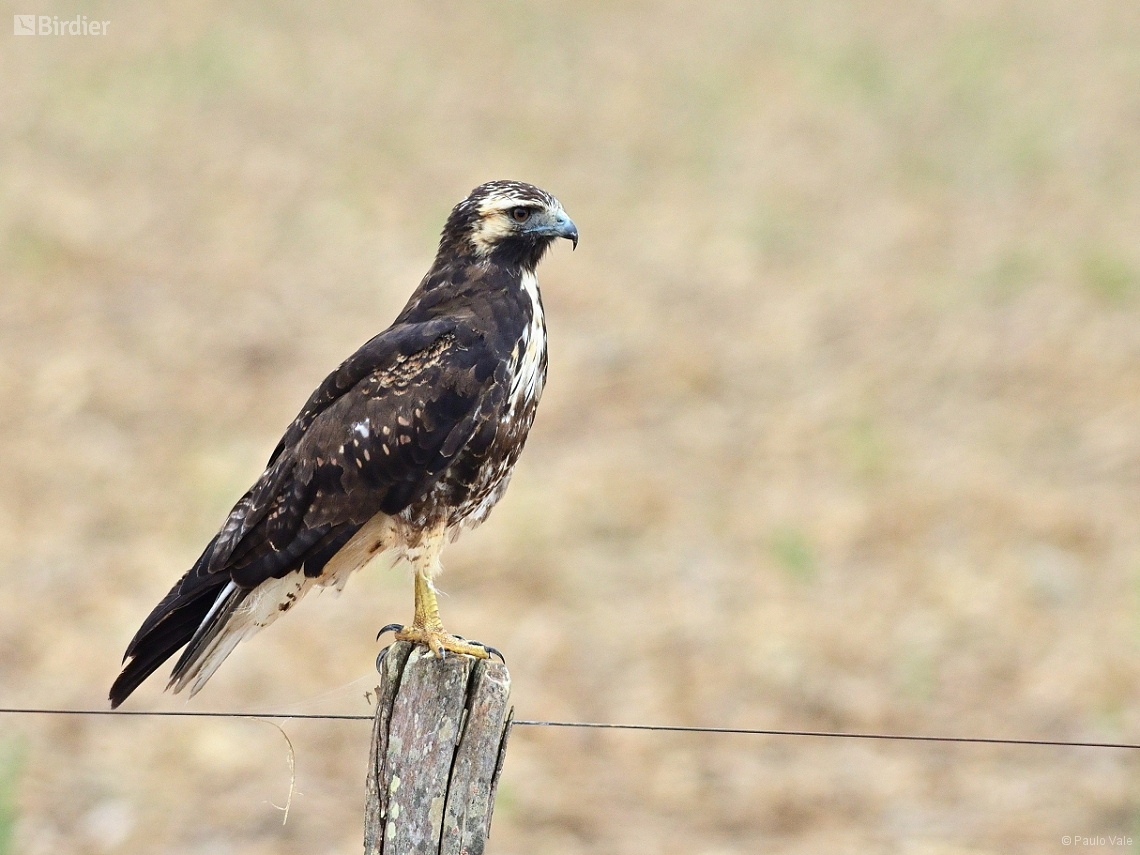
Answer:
xmin=0 ymin=707 xmax=1137 ymax=750
xmin=0 ymin=708 xmax=369 ymax=721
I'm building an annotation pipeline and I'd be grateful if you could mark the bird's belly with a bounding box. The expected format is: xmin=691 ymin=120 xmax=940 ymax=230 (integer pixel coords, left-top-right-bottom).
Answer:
xmin=452 ymin=461 xmax=514 ymax=530
xmin=426 ymin=396 xmax=541 ymax=533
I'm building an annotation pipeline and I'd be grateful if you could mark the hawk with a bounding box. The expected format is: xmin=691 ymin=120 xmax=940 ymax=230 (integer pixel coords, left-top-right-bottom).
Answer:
xmin=109 ymin=181 xmax=576 ymax=708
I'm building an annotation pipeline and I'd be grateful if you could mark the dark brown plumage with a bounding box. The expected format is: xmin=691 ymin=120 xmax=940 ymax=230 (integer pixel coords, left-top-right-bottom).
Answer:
xmin=110 ymin=180 xmax=577 ymax=707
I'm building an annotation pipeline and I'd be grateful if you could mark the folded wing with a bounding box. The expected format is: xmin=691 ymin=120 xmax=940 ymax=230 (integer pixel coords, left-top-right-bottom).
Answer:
xmin=109 ymin=319 xmax=505 ymax=707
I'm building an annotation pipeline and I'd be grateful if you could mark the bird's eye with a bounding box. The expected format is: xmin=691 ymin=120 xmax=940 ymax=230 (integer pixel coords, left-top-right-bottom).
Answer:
xmin=510 ymin=207 xmax=531 ymax=223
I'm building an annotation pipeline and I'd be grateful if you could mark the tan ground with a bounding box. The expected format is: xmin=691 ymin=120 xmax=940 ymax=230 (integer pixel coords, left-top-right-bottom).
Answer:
xmin=3 ymin=2 xmax=1140 ymax=853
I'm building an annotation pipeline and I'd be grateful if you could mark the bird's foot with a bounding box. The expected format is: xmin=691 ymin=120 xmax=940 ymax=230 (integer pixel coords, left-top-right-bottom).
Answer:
xmin=376 ymin=623 xmax=503 ymax=662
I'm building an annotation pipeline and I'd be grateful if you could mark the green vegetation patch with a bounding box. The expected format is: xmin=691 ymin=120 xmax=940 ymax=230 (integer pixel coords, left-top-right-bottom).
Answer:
xmin=1081 ymin=248 xmax=1139 ymax=302
xmin=770 ymin=526 xmax=817 ymax=582
xmin=0 ymin=740 xmax=24 ymax=855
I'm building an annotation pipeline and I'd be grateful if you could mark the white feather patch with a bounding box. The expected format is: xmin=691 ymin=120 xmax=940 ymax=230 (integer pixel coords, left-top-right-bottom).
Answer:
xmin=510 ymin=270 xmax=547 ymax=407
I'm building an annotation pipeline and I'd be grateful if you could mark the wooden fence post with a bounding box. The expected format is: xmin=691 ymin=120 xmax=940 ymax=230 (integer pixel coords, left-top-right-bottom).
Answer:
xmin=364 ymin=641 xmax=513 ymax=855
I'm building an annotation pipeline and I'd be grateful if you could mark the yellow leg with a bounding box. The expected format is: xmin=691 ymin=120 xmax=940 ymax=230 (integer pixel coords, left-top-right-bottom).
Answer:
xmin=394 ymin=566 xmax=493 ymax=660
xmin=412 ymin=567 xmax=445 ymax=632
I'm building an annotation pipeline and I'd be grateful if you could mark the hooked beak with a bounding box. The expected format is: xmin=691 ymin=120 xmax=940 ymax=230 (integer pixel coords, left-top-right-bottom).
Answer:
xmin=556 ymin=211 xmax=579 ymax=250
xmin=530 ymin=209 xmax=578 ymax=250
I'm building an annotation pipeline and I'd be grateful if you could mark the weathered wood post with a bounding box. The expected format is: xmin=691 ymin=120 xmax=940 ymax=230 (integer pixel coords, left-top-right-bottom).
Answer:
xmin=365 ymin=641 xmax=513 ymax=855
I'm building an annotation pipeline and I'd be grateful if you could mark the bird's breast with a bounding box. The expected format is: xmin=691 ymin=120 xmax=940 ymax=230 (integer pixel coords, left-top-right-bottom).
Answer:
xmin=507 ymin=269 xmax=548 ymax=415
xmin=405 ymin=269 xmax=548 ymax=534
xmin=465 ymin=269 xmax=547 ymax=523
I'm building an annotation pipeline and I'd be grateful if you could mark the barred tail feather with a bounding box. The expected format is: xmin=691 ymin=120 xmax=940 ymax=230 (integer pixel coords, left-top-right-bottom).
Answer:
xmin=169 ymin=572 xmax=315 ymax=698
xmin=166 ymin=580 xmax=247 ymax=696
xmin=110 ymin=522 xmax=369 ymax=708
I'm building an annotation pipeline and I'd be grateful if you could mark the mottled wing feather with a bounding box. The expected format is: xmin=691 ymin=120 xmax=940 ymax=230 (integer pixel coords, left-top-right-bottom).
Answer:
xmin=220 ymin=320 xmax=499 ymax=583
xmin=209 ymin=318 xmax=461 ymax=572
xmin=109 ymin=320 xmax=504 ymax=707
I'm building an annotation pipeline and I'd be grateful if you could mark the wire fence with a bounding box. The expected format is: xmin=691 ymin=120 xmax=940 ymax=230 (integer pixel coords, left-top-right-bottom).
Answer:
xmin=1 ymin=706 xmax=1138 ymax=751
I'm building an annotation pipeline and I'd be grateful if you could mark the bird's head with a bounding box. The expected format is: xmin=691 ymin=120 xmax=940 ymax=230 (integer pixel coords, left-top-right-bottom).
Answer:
xmin=438 ymin=180 xmax=578 ymax=270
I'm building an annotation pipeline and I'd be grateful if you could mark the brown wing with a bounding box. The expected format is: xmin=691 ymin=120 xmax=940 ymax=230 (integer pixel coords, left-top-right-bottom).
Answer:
xmin=109 ymin=318 xmax=508 ymax=706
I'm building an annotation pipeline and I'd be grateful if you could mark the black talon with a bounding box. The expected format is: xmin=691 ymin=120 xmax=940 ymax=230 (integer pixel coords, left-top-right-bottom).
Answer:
xmin=375 ymin=645 xmax=391 ymax=673
xmin=468 ymin=639 xmax=506 ymax=663
xmin=376 ymin=623 xmax=403 ymax=641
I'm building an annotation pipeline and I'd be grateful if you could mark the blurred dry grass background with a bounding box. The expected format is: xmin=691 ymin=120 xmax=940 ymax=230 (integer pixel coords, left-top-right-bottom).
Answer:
xmin=2 ymin=1 xmax=1140 ymax=852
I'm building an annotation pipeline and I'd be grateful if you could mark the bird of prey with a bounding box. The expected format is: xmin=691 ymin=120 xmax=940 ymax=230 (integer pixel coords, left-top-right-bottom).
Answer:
xmin=109 ymin=180 xmax=576 ymax=708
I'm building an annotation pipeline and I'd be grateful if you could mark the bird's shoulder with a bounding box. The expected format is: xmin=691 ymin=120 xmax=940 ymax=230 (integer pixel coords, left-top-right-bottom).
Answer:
xmin=270 ymin=317 xmax=487 ymax=463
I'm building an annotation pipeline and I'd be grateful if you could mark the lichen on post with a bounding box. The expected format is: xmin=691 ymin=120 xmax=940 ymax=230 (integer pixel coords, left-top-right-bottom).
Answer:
xmin=365 ymin=642 xmax=513 ymax=855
